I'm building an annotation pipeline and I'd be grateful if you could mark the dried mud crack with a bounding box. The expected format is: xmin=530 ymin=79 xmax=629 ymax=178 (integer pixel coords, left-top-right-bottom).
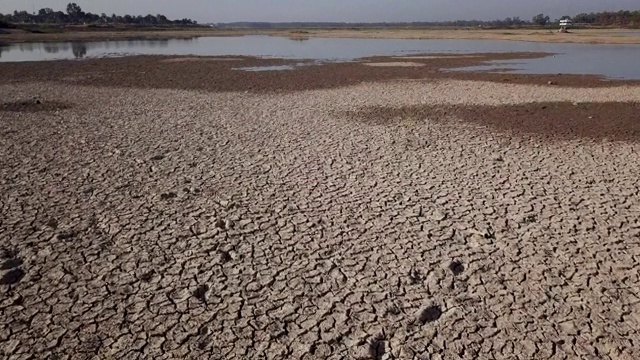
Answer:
xmin=347 ymin=101 xmax=640 ymax=142
xmin=2 ymin=56 xmax=640 ymax=359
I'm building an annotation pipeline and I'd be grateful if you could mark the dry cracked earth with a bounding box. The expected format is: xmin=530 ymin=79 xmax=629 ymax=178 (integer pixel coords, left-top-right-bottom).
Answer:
xmin=2 ymin=59 xmax=640 ymax=360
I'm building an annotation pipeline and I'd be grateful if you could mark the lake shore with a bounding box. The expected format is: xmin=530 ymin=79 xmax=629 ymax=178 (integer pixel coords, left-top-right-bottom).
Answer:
xmin=1 ymin=27 xmax=640 ymax=44
xmin=3 ymin=53 xmax=640 ymax=358
xmin=2 ymin=53 xmax=639 ymax=91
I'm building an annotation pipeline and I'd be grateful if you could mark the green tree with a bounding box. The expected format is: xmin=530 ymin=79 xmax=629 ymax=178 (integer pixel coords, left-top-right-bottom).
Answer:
xmin=0 ymin=13 xmax=9 ymax=28
xmin=66 ymin=3 xmax=83 ymax=22
xmin=532 ymin=13 xmax=550 ymax=26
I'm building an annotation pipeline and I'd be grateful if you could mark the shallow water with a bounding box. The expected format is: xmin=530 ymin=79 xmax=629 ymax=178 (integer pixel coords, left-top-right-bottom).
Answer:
xmin=235 ymin=65 xmax=297 ymax=71
xmin=1 ymin=35 xmax=640 ymax=79
xmin=455 ymin=44 xmax=640 ymax=80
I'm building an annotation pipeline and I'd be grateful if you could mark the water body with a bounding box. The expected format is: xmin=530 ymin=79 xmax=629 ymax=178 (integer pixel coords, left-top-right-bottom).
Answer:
xmin=455 ymin=44 xmax=640 ymax=80
xmin=1 ymin=35 xmax=639 ymax=79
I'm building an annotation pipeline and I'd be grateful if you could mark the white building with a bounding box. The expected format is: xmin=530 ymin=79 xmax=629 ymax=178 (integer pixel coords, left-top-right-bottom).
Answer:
xmin=559 ymin=19 xmax=573 ymax=27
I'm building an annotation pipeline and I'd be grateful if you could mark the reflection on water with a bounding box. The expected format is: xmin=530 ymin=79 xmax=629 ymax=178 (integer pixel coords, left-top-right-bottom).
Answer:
xmin=1 ymin=36 xmax=639 ymax=79
xmin=288 ymin=36 xmax=310 ymax=42
xmin=71 ymin=43 xmax=87 ymax=59
xmin=44 ymin=43 xmax=65 ymax=53
xmin=0 ymin=37 xmax=195 ymax=61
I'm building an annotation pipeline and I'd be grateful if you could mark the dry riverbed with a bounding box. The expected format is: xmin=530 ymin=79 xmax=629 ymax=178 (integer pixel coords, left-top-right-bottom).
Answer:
xmin=2 ymin=54 xmax=640 ymax=359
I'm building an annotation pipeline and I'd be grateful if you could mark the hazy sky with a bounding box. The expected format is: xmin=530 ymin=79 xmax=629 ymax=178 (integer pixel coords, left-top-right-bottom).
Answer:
xmin=1 ymin=0 xmax=638 ymax=23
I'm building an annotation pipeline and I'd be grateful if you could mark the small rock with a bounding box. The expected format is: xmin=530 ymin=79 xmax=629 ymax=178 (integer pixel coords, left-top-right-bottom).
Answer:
xmin=215 ymin=219 xmax=226 ymax=229
xmin=492 ymin=154 xmax=504 ymax=162
xmin=547 ymin=81 xmax=556 ymax=85
xmin=225 ymin=219 xmax=235 ymax=229
xmin=219 ymin=200 xmax=229 ymax=207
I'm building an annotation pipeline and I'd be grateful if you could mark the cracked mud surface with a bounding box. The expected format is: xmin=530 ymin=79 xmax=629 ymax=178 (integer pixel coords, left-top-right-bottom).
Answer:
xmin=2 ymin=59 xmax=640 ymax=359
xmin=347 ymin=102 xmax=640 ymax=142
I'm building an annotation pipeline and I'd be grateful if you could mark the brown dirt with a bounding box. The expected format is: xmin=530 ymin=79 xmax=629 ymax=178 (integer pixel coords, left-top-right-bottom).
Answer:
xmin=0 ymin=53 xmax=637 ymax=93
xmin=346 ymin=101 xmax=640 ymax=143
xmin=2 ymin=28 xmax=640 ymax=44
xmin=1 ymin=98 xmax=72 ymax=112
xmin=3 ymin=64 xmax=640 ymax=359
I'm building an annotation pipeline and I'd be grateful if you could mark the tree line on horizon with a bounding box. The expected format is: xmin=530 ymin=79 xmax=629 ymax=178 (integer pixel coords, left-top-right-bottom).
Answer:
xmin=0 ymin=3 xmax=197 ymax=27
xmin=215 ymin=10 xmax=639 ymax=29
xmin=1 ymin=4 xmax=639 ymax=29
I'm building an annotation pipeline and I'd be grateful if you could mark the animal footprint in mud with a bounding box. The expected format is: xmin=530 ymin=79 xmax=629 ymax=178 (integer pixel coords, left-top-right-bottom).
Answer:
xmin=1 ymin=268 xmax=25 ymax=285
xmin=408 ymin=267 xmax=424 ymax=284
xmin=449 ymin=260 xmax=464 ymax=276
xmin=193 ymin=284 xmax=210 ymax=304
xmin=160 ymin=192 xmax=177 ymax=200
xmin=367 ymin=334 xmax=387 ymax=360
xmin=417 ymin=305 xmax=442 ymax=324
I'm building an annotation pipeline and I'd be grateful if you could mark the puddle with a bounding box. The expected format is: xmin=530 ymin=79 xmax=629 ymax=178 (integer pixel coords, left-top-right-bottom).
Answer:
xmin=235 ymin=65 xmax=296 ymax=71
xmin=363 ymin=62 xmax=425 ymax=67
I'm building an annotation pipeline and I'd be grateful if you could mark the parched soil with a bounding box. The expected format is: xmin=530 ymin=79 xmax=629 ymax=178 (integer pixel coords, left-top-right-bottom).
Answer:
xmin=2 ymin=56 xmax=640 ymax=359
xmin=347 ymin=101 xmax=640 ymax=142
xmin=1 ymin=98 xmax=72 ymax=113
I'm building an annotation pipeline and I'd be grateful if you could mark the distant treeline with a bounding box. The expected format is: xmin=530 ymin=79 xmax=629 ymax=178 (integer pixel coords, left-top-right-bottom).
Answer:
xmin=216 ymin=9 xmax=640 ymax=29
xmin=573 ymin=10 xmax=640 ymax=26
xmin=0 ymin=3 xmax=197 ymax=27
xmin=216 ymin=19 xmax=529 ymax=29
xmin=2 ymin=5 xmax=638 ymax=29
